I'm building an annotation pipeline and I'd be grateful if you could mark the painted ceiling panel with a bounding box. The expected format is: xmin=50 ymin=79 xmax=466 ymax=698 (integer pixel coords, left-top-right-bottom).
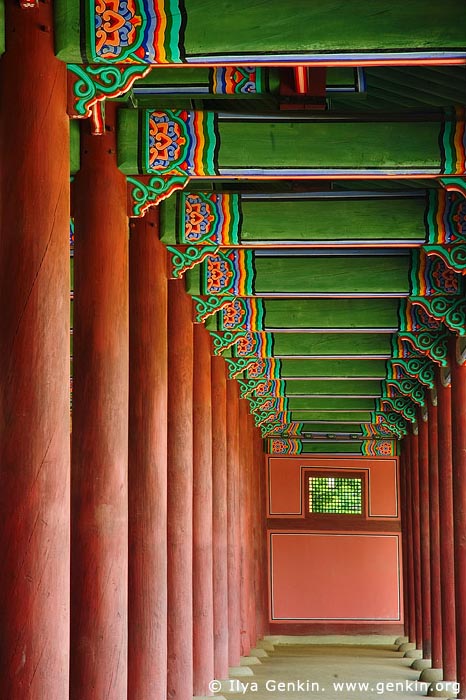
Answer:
xmin=279 ymin=359 xmax=388 ymax=378
xmin=240 ymin=196 xmax=426 ymax=242
xmin=254 ymin=256 xmax=411 ymax=294
xmin=272 ymin=333 xmax=392 ymax=357
xmin=284 ymin=380 xmax=382 ymax=396
xmin=65 ymin=52 xmax=466 ymax=456
xmin=262 ymin=299 xmax=400 ymax=330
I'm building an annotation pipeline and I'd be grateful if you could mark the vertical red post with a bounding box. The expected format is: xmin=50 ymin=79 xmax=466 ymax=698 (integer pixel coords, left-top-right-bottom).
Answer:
xmin=0 ymin=4 xmax=70 ymax=698
xmin=400 ymin=443 xmax=410 ymax=639
xmin=437 ymin=371 xmax=456 ymax=682
xmin=128 ymin=210 xmax=168 ymax=700
xmin=167 ymin=280 xmax=194 ymax=699
xmin=404 ymin=436 xmax=417 ymax=644
xmin=451 ymin=342 xmax=466 ymax=698
xmin=227 ymin=380 xmax=242 ymax=668
xmin=239 ymin=399 xmax=252 ymax=657
xmin=192 ymin=324 xmax=214 ymax=695
xmin=247 ymin=413 xmax=258 ymax=650
xmin=427 ymin=392 xmax=442 ymax=670
xmin=212 ymin=357 xmax=230 ymax=680
xmin=418 ymin=411 xmax=432 ymax=659
xmin=254 ymin=428 xmax=268 ymax=640
xmin=411 ymin=429 xmax=423 ymax=650
xmin=71 ymin=104 xmax=129 ymax=700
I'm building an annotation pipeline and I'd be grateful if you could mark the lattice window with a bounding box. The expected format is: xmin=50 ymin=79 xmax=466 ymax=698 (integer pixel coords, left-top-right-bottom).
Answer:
xmin=308 ymin=476 xmax=362 ymax=515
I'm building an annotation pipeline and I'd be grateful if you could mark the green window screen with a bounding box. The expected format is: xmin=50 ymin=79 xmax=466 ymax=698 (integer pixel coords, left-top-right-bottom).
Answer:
xmin=308 ymin=476 xmax=362 ymax=515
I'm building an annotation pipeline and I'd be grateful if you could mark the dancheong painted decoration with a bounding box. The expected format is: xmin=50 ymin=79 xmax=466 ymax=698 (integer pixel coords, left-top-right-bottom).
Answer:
xmin=34 ymin=6 xmax=466 ymax=453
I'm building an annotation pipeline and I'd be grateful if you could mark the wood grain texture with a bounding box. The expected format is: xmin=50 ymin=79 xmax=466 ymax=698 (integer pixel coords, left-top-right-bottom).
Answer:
xmin=0 ymin=4 xmax=70 ymax=698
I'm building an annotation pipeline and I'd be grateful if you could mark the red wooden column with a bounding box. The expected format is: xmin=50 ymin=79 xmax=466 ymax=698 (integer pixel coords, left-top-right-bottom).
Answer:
xmin=427 ymin=392 xmax=442 ymax=671
xmin=400 ymin=443 xmax=410 ymax=639
xmin=411 ymin=428 xmax=423 ymax=651
xmin=227 ymin=379 xmax=242 ymax=668
xmin=418 ymin=410 xmax=432 ymax=660
xmin=0 ymin=4 xmax=70 ymax=698
xmin=437 ymin=369 xmax=456 ymax=683
xmin=254 ymin=428 xmax=268 ymax=640
xmin=451 ymin=341 xmax=466 ymax=698
xmin=247 ymin=412 xmax=258 ymax=649
xmin=128 ymin=210 xmax=168 ymax=700
xmin=212 ymin=357 xmax=230 ymax=680
xmin=239 ymin=399 xmax=252 ymax=657
xmin=404 ymin=436 xmax=417 ymax=644
xmin=167 ymin=279 xmax=194 ymax=699
xmin=192 ymin=324 xmax=214 ymax=695
xmin=71 ymin=104 xmax=129 ymax=700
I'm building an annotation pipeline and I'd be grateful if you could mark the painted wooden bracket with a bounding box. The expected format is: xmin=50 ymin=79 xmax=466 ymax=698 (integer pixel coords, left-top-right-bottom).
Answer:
xmin=397 ymin=330 xmax=449 ymax=367
xmin=382 ymin=378 xmax=426 ymax=407
xmin=67 ymin=64 xmax=151 ymax=134
xmin=440 ymin=177 xmax=466 ymax=199
xmin=237 ymin=379 xmax=284 ymax=399
xmin=210 ymin=330 xmax=273 ymax=358
xmin=388 ymin=358 xmax=435 ymax=389
xmin=225 ymin=357 xmax=254 ymax=379
xmin=128 ymin=175 xmax=189 ymax=217
xmin=378 ymin=397 xmax=417 ymax=424
xmin=410 ymin=295 xmax=466 ymax=336
xmin=192 ymin=294 xmax=236 ymax=323
xmin=210 ymin=330 xmax=245 ymax=355
xmin=249 ymin=396 xmax=287 ymax=415
xmin=371 ymin=411 xmax=408 ymax=438
xmin=166 ymin=245 xmax=220 ymax=279
xmin=424 ymin=243 xmax=466 ymax=275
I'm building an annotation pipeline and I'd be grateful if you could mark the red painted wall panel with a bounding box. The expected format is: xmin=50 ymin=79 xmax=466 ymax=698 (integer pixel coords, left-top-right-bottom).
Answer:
xmin=268 ymin=460 xmax=302 ymax=516
xmin=368 ymin=460 xmax=398 ymax=518
xmin=267 ymin=457 xmax=399 ymax=519
xmin=270 ymin=532 xmax=401 ymax=622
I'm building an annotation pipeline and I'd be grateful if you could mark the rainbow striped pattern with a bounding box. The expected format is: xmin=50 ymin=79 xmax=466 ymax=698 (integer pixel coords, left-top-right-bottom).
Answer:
xmin=91 ymin=0 xmax=184 ymax=63
xmin=145 ymin=110 xmax=217 ymax=177
xmin=398 ymin=299 xmax=441 ymax=333
xmin=211 ymin=67 xmax=264 ymax=94
xmin=219 ymin=298 xmax=265 ymax=332
xmin=231 ymin=331 xmax=274 ymax=359
xmin=410 ymin=249 xmax=460 ymax=296
xmin=441 ymin=107 xmax=466 ymax=175
xmin=361 ymin=440 xmax=396 ymax=457
xmin=268 ymin=439 xmax=303 ymax=455
xmin=426 ymin=190 xmax=466 ymax=245
xmin=181 ymin=192 xmax=241 ymax=245
xmin=201 ymin=249 xmax=255 ymax=296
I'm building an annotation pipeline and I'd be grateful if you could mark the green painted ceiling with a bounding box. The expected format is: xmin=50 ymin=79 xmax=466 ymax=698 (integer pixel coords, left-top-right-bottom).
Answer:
xmin=65 ymin=56 xmax=465 ymax=456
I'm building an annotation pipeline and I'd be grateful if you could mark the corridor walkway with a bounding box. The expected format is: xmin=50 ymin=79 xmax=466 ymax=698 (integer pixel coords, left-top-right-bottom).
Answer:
xmin=220 ymin=638 xmax=453 ymax=699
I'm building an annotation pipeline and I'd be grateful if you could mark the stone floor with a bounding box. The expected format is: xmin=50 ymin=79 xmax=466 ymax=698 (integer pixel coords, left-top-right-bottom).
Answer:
xmin=221 ymin=640 xmax=434 ymax=700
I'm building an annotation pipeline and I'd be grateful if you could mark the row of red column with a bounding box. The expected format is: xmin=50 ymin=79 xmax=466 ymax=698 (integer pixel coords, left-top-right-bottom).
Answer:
xmin=401 ymin=345 xmax=466 ymax=696
xmin=0 ymin=8 xmax=268 ymax=698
